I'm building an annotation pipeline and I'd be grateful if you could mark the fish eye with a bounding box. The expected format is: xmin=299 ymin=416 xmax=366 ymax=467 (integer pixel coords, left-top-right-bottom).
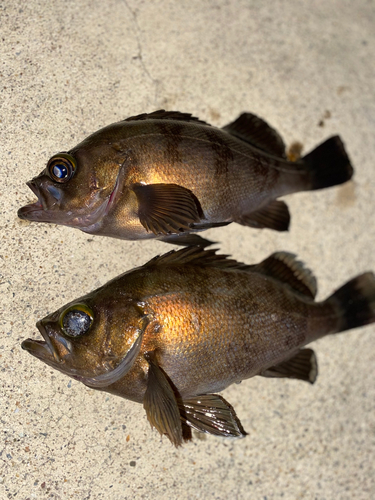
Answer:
xmin=60 ymin=304 xmax=94 ymax=338
xmin=47 ymin=153 xmax=76 ymax=184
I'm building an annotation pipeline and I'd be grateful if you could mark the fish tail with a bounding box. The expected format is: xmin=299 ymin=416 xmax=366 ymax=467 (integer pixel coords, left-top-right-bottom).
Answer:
xmin=303 ymin=136 xmax=353 ymax=190
xmin=325 ymin=272 xmax=375 ymax=333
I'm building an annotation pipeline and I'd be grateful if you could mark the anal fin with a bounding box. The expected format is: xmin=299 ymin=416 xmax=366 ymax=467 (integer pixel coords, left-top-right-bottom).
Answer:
xmin=260 ymin=348 xmax=318 ymax=384
xmin=237 ymin=200 xmax=290 ymax=232
xmin=178 ymin=394 xmax=247 ymax=439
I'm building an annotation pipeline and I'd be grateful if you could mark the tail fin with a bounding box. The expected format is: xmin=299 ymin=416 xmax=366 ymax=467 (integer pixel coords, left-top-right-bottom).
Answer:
xmin=303 ymin=136 xmax=353 ymax=190
xmin=326 ymin=272 xmax=375 ymax=333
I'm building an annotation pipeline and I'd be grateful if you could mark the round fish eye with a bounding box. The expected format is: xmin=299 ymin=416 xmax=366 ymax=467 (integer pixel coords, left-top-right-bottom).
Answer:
xmin=60 ymin=304 xmax=94 ymax=338
xmin=47 ymin=153 xmax=76 ymax=184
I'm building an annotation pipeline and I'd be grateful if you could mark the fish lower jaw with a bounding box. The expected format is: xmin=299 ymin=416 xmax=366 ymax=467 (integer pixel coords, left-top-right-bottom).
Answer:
xmin=17 ymin=201 xmax=44 ymax=221
xmin=21 ymin=338 xmax=58 ymax=362
xmin=21 ymin=322 xmax=65 ymax=365
xmin=17 ymin=201 xmax=106 ymax=229
xmin=17 ymin=202 xmax=69 ymax=225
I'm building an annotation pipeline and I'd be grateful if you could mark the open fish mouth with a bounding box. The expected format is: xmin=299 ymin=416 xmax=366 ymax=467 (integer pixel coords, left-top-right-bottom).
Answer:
xmin=18 ymin=179 xmax=71 ymax=224
xmin=18 ymin=177 xmax=112 ymax=228
xmin=17 ymin=200 xmax=46 ymax=221
xmin=21 ymin=321 xmax=61 ymax=365
xmin=17 ymin=180 xmax=53 ymax=222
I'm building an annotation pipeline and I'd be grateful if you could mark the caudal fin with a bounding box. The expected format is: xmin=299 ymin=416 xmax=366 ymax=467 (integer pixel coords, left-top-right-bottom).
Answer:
xmin=326 ymin=272 xmax=375 ymax=333
xmin=303 ymin=136 xmax=353 ymax=190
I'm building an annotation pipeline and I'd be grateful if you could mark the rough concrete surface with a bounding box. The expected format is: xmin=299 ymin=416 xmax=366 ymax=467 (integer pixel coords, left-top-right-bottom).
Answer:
xmin=1 ymin=0 xmax=374 ymax=498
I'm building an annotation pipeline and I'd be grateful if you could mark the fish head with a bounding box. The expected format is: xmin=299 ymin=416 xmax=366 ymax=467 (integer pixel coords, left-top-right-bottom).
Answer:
xmin=21 ymin=290 xmax=148 ymax=386
xmin=18 ymin=142 xmax=125 ymax=230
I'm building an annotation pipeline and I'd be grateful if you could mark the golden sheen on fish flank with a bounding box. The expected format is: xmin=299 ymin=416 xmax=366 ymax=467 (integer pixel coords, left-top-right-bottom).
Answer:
xmin=18 ymin=110 xmax=354 ymax=247
xmin=22 ymin=247 xmax=375 ymax=446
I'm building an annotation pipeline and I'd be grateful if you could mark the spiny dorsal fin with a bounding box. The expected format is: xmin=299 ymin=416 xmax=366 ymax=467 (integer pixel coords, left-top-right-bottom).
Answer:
xmin=251 ymin=252 xmax=317 ymax=299
xmin=143 ymin=246 xmax=251 ymax=271
xmin=222 ymin=112 xmax=286 ymax=158
xmin=123 ymin=110 xmax=211 ymax=126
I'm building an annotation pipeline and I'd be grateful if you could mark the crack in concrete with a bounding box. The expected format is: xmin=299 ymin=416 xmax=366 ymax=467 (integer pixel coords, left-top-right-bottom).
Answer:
xmin=122 ymin=0 xmax=160 ymax=106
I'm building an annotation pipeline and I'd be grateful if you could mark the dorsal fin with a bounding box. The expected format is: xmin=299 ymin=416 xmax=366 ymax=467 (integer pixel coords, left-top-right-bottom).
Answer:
xmin=222 ymin=112 xmax=286 ymax=158
xmin=250 ymin=252 xmax=317 ymax=299
xmin=123 ymin=110 xmax=211 ymax=126
xmin=143 ymin=246 xmax=251 ymax=271
xmin=143 ymin=249 xmax=317 ymax=299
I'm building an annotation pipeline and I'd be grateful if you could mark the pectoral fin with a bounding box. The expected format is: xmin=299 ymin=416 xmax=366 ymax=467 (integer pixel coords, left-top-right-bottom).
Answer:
xmin=132 ymin=183 xmax=202 ymax=235
xmin=237 ymin=200 xmax=290 ymax=232
xmin=260 ymin=348 xmax=318 ymax=384
xmin=143 ymin=352 xmax=183 ymax=447
xmin=177 ymin=394 xmax=247 ymax=439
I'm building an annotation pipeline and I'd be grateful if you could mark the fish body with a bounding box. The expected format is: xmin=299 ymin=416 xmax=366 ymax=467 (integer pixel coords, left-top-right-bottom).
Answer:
xmin=22 ymin=247 xmax=375 ymax=445
xmin=18 ymin=110 xmax=353 ymax=245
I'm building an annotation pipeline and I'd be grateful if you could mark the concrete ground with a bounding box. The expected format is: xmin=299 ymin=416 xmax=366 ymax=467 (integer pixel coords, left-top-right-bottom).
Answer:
xmin=1 ymin=0 xmax=374 ymax=498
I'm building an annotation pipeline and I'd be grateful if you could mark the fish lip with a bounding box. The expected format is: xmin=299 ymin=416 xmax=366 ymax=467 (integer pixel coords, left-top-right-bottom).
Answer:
xmin=26 ymin=179 xmax=40 ymax=198
xmin=18 ymin=179 xmax=74 ymax=225
xmin=21 ymin=321 xmax=62 ymax=364
xmin=18 ymin=180 xmax=50 ymax=221
xmin=17 ymin=202 xmax=44 ymax=221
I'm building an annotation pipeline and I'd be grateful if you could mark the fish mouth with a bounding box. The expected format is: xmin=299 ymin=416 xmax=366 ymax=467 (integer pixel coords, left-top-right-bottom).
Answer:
xmin=21 ymin=321 xmax=62 ymax=366
xmin=17 ymin=180 xmax=56 ymax=223
xmin=18 ymin=177 xmax=112 ymax=228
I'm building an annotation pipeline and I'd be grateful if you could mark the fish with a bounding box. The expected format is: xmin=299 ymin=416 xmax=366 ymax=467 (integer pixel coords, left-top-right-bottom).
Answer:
xmin=21 ymin=247 xmax=375 ymax=446
xmin=18 ymin=110 xmax=353 ymax=247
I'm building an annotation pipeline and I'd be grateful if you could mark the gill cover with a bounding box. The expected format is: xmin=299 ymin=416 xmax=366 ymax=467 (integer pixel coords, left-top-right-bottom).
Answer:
xmin=74 ymin=315 xmax=150 ymax=389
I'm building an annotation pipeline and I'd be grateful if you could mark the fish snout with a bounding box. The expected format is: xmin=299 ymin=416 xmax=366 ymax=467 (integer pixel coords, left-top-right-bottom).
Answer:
xmin=26 ymin=178 xmax=40 ymax=197
xmin=18 ymin=176 xmax=64 ymax=221
xmin=36 ymin=319 xmax=70 ymax=363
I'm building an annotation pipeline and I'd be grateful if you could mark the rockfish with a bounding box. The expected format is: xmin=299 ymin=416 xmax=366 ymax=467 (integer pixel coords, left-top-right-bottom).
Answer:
xmin=18 ymin=110 xmax=353 ymax=246
xmin=22 ymin=247 xmax=375 ymax=446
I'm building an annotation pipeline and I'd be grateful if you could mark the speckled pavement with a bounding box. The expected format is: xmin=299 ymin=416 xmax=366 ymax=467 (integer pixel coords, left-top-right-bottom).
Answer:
xmin=1 ymin=1 xmax=374 ymax=498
